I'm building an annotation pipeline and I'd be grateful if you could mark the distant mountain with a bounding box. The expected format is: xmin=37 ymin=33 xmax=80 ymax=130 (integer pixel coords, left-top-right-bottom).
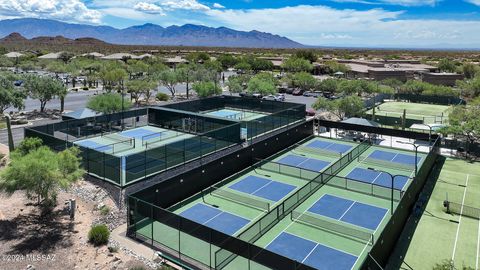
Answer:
xmin=0 ymin=32 xmax=109 ymax=46
xmin=0 ymin=18 xmax=304 ymax=48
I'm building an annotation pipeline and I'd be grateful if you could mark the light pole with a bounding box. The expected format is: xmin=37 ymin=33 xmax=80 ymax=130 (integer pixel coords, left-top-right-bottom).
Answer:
xmin=396 ymin=140 xmax=420 ymax=176
xmin=368 ymin=167 xmax=403 ymax=215
xmin=416 ymin=123 xmax=433 ymax=146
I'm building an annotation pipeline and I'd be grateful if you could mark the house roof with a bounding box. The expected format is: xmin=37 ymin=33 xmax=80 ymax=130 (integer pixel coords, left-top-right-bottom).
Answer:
xmin=38 ymin=52 xmax=63 ymax=59
xmin=4 ymin=52 xmax=24 ymax=58
xmin=101 ymin=53 xmax=140 ymax=60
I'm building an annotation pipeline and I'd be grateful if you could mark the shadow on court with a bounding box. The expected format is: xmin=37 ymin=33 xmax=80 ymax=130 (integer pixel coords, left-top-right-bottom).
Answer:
xmin=385 ymin=156 xmax=446 ymax=270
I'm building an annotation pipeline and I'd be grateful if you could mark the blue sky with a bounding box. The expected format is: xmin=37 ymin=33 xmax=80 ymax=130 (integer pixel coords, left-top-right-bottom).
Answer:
xmin=1 ymin=0 xmax=480 ymax=48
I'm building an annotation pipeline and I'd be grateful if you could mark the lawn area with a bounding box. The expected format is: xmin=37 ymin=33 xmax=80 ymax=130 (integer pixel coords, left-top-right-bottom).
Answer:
xmin=366 ymin=101 xmax=451 ymax=124
xmin=392 ymin=157 xmax=480 ymax=269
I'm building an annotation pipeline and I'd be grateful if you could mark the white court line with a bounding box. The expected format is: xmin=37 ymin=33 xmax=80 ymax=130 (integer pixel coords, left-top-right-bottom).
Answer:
xmin=249 ymin=179 xmax=273 ymax=195
xmin=370 ymin=171 xmax=383 ymax=185
xmin=302 ymin=243 xmax=319 ymax=263
xmin=452 ymin=174 xmax=469 ymax=262
xmin=339 ymin=201 xmax=356 ymax=220
xmin=477 ymin=213 xmax=480 ymax=270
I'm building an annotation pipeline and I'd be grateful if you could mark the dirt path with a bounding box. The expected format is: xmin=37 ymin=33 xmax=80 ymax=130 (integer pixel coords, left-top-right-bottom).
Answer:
xmin=0 ymin=182 xmax=156 ymax=270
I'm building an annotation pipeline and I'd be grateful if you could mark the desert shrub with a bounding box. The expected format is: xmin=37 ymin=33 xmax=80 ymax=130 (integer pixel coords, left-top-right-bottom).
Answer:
xmin=88 ymin=224 xmax=110 ymax=246
xmin=156 ymin=93 xmax=169 ymax=101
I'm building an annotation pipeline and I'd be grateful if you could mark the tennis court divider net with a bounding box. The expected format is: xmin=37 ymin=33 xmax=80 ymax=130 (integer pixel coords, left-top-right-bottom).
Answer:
xmin=142 ymin=131 xmax=179 ymax=147
xmin=444 ymin=200 xmax=480 ymax=219
xmin=325 ymin=175 xmax=404 ymax=201
xmin=209 ymin=187 xmax=270 ymax=212
xmin=257 ymin=160 xmax=319 ymax=181
xmin=295 ymin=145 xmax=343 ymax=158
xmin=291 ymin=211 xmax=374 ymax=244
xmin=358 ymin=155 xmax=414 ymax=172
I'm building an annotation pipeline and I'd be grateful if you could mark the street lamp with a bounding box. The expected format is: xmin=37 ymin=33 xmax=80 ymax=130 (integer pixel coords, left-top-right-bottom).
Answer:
xmin=396 ymin=140 xmax=420 ymax=176
xmin=368 ymin=167 xmax=403 ymax=215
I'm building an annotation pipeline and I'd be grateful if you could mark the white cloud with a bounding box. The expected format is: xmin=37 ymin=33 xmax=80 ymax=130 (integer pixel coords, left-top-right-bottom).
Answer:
xmin=330 ymin=0 xmax=439 ymax=6
xmin=206 ymin=5 xmax=480 ymax=48
xmin=465 ymin=0 xmax=480 ymax=6
xmin=0 ymin=0 xmax=102 ymax=23
xmin=213 ymin=3 xmax=225 ymax=9
xmin=134 ymin=2 xmax=165 ymax=14
xmin=161 ymin=0 xmax=210 ymax=11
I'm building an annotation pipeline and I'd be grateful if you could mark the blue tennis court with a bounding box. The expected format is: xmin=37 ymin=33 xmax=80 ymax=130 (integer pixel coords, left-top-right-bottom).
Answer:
xmin=76 ymin=140 xmax=112 ymax=152
xmin=119 ymin=128 xmax=155 ymax=139
xmin=308 ymin=194 xmax=388 ymax=230
xmin=206 ymin=109 xmax=243 ymax=119
xmin=369 ymin=150 xmax=421 ymax=166
xmin=306 ymin=140 xmax=353 ymax=154
xmin=229 ymin=175 xmax=296 ymax=202
xmin=346 ymin=168 xmax=409 ymax=190
xmin=266 ymin=232 xmax=357 ymax=270
xmin=277 ymin=154 xmax=330 ymax=172
xmin=179 ymin=203 xmax=250 ymax=235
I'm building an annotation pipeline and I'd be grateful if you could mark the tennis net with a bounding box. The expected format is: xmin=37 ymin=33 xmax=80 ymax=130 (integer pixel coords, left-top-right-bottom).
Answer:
xmin=358 ymin=155 xmax=414 ymax=172
xmin=102 ymin=132 xmax=132 ymax=143
xmin=257 ymin=161 xmax=319 ymax=181
xmin=444 ymin=200 xmax=480 ymax=219
xmin=291 ymin=210 xmax=374 ymax=244
xmin=143 ymin=131 xmax=179 ymax=147
xmin=210 ymin=187 xmax=270 ymax=211
xmin=295 ymin=145 xmax=342 ymax=158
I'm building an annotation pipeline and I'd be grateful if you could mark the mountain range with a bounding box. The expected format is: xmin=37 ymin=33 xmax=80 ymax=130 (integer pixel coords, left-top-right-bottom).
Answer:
xmin=0 ymin=18 xmax=304 ymax=49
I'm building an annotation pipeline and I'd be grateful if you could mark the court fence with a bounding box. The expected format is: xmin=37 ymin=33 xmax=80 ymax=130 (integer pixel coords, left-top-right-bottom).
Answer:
xmin=163 ymin=95 xmax=306 ymax=140
xmin=127 ymin=138 xmax=370 ymax=270
xmin=127 ymin=121 xmax=315 ymax=270
xmin=24 ymin=108 xmax=243 ymax=187
xmin=364 ymin=93 xmax=465 ymax=108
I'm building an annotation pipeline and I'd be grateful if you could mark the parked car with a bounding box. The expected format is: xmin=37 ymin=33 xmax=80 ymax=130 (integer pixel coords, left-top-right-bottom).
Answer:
xmin=252 ymin=93 xmax=263 ymax=99
xmin=303 ymin=91 xmax=313 ymax=97
xmin=262 ymin=94 xmax=285 ymax=101
xmin=277 ymin=86 xmax=288 ymax=94
xmin=292 ymin=89 xmax=305 ymax=96
xmin=14 ymin=80 xmax=24 ymax=87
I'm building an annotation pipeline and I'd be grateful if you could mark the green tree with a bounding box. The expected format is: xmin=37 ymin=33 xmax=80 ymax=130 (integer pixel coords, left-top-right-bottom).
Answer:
xmin=234 ymin=61 xmax=252 ymax=73
xmin=0 ymin=75 xmax=25 ymax=114
xmin=461 ymin=63 xmax=479 ymax=80
xmin=438 ymin=58 xmax=457 ymax=73
xmin=87 ymin=93 xmax=132 ymax=114
xmin=294 ymin=50 xmax=318 ymax=63
xmin=313 ymin=95 xmax=364 ymax=120
xmin=247 ymin=73 xmax=277 ymax=95
xmin=282 ymin=57 xmax=313 ymax=73
xmin=99 ymin=67 xmax=128 ymax=93
xmin=217 ymin=54 xmax=238 ymax=69
xmin=227 ymin=75 xmax=250 ymax=94
xmin=23 ymin=75 xmax=67 ymax=112
xmin=186 ymin=52 xmax=210 ymax=63
xmin=127 ymin=60 xmax=149 ymax=79
xmin=0 ymin=145 xmax=84 ymax=207
xmin=290 ymin=72 xmax=317 ymax=90
xmin=156 ymin=69 xmax=181 ymax=97
xmin=381 ymin=78 xmax=404 ymax=93
xmin=192 ymin=81 xmax=222 ymax=98
xmin=316 ymin=78 xmax=339 ymax=93
xmin=14 ymin=137 xmax=43 ymax=157
xmin=323 ymin=61 xmax=350 ymax=75
xmin=126 ymin=79 xmax=157 ymax=105
xmin=457 ymin=76 xmax=480 ymax=98
xmin=59 ymin=52 xmax=75 ymax=64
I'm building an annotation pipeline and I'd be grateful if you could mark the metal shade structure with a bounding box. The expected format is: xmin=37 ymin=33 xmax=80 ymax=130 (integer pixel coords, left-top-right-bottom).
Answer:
xmin=342 ymin=117 xmax=381 ymax=127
